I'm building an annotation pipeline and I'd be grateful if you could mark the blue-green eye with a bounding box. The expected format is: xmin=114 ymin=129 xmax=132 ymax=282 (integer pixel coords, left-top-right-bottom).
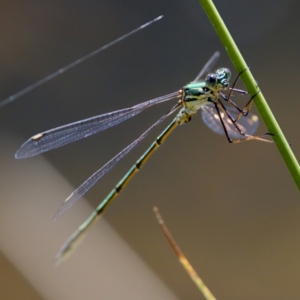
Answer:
xmin=223 ymin=68 xmax=231 ymax=81
xmin=217 ymin=68 xmax=231 ymax=81
xmin=205 ymin=73 xmax=217 ymax=89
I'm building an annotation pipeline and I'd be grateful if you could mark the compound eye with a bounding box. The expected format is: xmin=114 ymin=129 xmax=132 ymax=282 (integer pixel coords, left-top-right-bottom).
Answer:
xmin=223 ymin=68 xmax=231 ymax=81
xmin=216 ymin=68 xmax=231 ymax=81
xmin=205 ymin=73 xmax=217 ymax=89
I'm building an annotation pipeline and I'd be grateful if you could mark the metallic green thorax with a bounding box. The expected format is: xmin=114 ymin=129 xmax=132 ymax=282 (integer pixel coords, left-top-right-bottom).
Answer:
xmin=181 ymin=67 xmax=231 ymax=114
xmin=183 ymin=81 xmax=208 ymax=101
xmin=182 ymin=81 xmax=211 ymax=112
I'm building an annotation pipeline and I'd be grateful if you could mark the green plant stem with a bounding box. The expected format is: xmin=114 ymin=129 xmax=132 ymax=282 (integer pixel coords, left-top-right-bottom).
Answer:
xmin=199 ymin=0 xmax=300 ymax=190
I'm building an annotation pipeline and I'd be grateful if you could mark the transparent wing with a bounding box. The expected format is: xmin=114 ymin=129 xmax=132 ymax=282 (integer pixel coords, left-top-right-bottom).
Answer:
xmin=15 ymin=91 xmax=180 ymax=159
xmin=193 ymin=51 xmax=220 ymax=82
xmin=53 ymin=103 xmax=181 ymax=221
xmin=201 ymin=103 xmax=259 ymax=139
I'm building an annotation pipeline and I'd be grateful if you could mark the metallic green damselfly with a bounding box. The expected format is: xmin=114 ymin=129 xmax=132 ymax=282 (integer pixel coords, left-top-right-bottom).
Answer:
xmin=11 ymin=16 xmax=272 ymax=263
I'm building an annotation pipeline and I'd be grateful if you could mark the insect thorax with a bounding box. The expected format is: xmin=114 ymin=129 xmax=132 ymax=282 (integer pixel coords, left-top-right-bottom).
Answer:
xmin=182 ymin=82 xmax=212 ymax=112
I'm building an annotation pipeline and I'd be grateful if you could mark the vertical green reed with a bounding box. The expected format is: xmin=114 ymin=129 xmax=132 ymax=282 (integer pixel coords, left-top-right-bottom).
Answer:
xmin=199 ymin=0 xmax=300 ymax=190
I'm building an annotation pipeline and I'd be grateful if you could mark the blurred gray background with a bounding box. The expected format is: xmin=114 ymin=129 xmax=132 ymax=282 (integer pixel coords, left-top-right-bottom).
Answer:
xmin=0 ymin=0 xmax=300 ymax=299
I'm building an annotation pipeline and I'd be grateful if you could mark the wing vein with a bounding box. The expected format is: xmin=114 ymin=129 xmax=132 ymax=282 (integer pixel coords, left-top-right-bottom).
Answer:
xmin=53 ymin=103 xmax=181 ymax=221
xmin=15 ymin=91 xmax=180 ymax=158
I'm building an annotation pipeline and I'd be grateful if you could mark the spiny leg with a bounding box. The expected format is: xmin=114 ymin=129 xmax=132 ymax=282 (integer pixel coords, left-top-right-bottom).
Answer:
xmin=227 ymin=89 xmax=278 ymax=143
xmin=218 ymin=76 xmax=276 ymax=140
xmin=233 ymin=90 xmax=258 ymax=122
xmin=227 ymin=68 xmax=248 ymax=101
xmin=213 ymin=101 xmax=273 ymax=144
xmin=219 ymin=68 xmax=249 ymax=114
xmin=219 ymin=67 xmax=266 ymax=124
xmin=219 ymin=91 xmax=246 ymax=114
xmin=219 ymin=68 xmax=263 ymax=126
xmin=216 ymin=98 xmax=246 ymax=136
xmin=231 ymin=132 xmax=275 ymax=144
xmin=213 ymin=101 xmax=235 ymax=143
xmin=224 ymin=69 xmax=263 ymax=123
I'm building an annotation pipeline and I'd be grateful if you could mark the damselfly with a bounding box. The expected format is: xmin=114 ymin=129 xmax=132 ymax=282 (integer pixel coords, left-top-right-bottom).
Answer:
xmin=11 ymin=16 xmax=272 ymax=264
